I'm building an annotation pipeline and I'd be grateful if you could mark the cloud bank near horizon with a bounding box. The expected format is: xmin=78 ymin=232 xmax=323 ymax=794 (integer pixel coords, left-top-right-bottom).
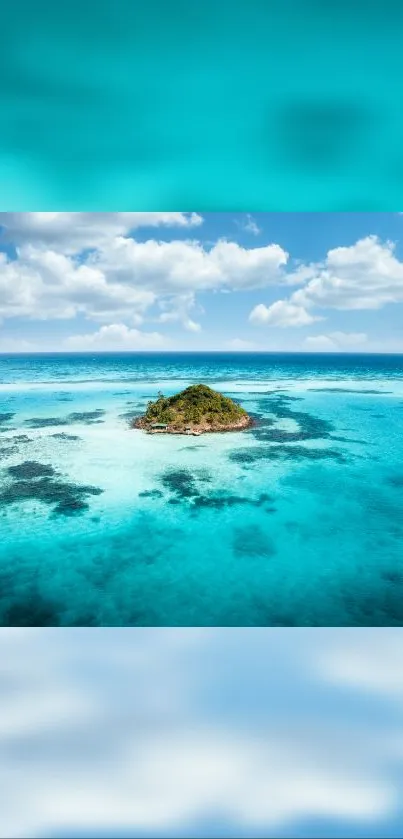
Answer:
xmin=1 ymin=213 xmax=403 ymax=352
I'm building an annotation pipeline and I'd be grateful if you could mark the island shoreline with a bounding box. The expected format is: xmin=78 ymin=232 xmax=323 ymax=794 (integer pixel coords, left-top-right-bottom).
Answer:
xmin=132 ymin=414 xmax=255 ymax=435
xmin=131 ymin=383 xmax=253 ymax=435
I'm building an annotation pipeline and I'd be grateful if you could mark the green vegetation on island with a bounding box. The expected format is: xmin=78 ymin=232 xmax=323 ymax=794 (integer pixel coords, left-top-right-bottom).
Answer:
xmin=133 ymin=384 xmax=251 ymax=434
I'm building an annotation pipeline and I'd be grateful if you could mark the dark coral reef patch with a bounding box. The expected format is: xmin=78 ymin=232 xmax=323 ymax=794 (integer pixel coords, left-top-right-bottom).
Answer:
xmin=8 ymin=461 xmax=55 ymax=479
xmin=51 ymin=432 xmax=81 ymax=441
xmin=228 ymin=393 xmax=347 ymax=467
xmin=26 ymin=417 xmax=71 ymax=428
xmin=0 ymin=459 xmax=103 ymax=516
xmin=160 ymin=469 xmax=200 ymax=499
xmin=251 ymin=394 xmax=334 ymax=443
xmin=67 ymin=409 xmax=105 ymax=423
xmin=26 ymin=409 xmax=106 ymax=429
xmin=229 ymin=444 xmax=345 ymax=466
xmin=139 ymin=489 xmax=164 ymax=499
xmin=157 ymin=466 xmax=276 ymax=513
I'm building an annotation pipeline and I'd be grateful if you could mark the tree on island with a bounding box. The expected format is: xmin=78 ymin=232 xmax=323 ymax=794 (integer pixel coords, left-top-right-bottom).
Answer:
xmin=134 ymin=384 xmax=251 ymax=433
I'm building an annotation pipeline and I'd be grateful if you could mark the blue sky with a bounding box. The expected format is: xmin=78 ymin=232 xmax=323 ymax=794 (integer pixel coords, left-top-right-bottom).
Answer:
xmin=2 ymin=628 xmax=403 ymax=838
xmin=1 ymin=212 xmax=403 ymax=354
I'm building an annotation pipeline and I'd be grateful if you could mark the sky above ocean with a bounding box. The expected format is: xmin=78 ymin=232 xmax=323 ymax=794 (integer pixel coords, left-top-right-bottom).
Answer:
xmin=1 ymin=212 xmax=403 ymax=355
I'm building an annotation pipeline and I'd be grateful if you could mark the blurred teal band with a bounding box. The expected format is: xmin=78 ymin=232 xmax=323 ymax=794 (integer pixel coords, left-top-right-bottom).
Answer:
xmin=1 ymin=0 xmax=402 ymax=210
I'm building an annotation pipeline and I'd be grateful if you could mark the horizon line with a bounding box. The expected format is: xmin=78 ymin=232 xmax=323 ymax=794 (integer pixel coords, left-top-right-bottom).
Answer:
xmin=1 ymin=349 xmax=403 ymax=357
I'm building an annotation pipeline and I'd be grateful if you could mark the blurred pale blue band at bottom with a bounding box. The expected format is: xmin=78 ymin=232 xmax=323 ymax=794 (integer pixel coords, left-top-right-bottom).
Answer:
xmin=1 ymin=628 xmax=403 ymax=839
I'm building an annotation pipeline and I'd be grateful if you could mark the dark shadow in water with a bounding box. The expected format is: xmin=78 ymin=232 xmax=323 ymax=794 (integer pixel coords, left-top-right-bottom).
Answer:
xmin=387 ymin=474 xmax=403 ymax=488
xmin=340 ymin=572 xmax=403 ymax=627
xmin=160 ymin=469 xmax=200 ymax=499
xmin=0 ymin=460 xmax=103 ymax=517
xmin=381 ymin=569 xmax=403 ymax=585
xmin=229 ymin=444 xmax=346 ymax=466
xmin=158 ymin=467 xmax=276 ymax=514
xmin=139 ymin=489 xmax=163 ymax=499
xmin=250 ymin=394 xmax=334 ymax=444
xmin=26 ymin=409 xmax=106 ymax=428
xmin=192 ymin=494 xmax=254 ymax=510
xmin=0 ymin=572 xmax=61 ymax=626
xmin=190 ymin=491 xmax=275 ymax=514
xmin=8 ymin=461 xmax=55 ymax=479
xmin=51 ymin=433 xmax=81 ymax=441
xmin=66 ymin=409 xmax=106 ymax=423
xmin=2 ymin=595 xmax=60 ymax=627
xmin=232 ymin=524 xmax=276 ymax=559
xmin=230 ymin=390 xmax=302 ymax=402
xmin=26 ymin=417 xmax=71 ymax=428
xmin=0 ymin=412 xmax=15 ymax=424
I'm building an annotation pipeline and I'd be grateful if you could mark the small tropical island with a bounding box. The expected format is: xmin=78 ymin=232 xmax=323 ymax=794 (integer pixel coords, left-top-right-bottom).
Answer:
xmin=132 ymin=384 xmax=252 ymax=435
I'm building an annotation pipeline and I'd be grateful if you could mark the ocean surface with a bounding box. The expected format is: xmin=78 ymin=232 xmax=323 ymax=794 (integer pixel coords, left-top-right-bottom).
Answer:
xmin=1 ymin=352 xmax=403 ymax=627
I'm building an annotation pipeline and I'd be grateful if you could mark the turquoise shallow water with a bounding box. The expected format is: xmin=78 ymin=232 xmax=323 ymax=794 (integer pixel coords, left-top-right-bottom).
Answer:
xmin=1 ymin=352 xmax=403 ymax=626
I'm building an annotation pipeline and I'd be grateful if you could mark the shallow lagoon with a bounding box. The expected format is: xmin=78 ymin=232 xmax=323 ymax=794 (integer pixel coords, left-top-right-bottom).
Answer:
xmin=1 ymin=352 xmax=403 ymax=626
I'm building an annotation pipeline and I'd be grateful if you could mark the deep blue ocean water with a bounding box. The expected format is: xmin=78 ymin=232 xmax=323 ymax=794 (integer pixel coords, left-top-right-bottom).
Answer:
xmin=1 ymin=352 xmax=403 ymax=626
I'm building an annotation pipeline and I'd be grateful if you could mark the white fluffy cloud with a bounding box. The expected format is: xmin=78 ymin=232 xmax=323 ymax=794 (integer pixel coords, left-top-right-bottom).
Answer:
xmin=2 ymin=221 xmax=403 ymax=344
xmin=0 ymin=214 xmax=293 ymax=332
xmin=249 ymin=300 xmax=321 ymax=327
xmin=304 ymin=331 xmax=368 ymax=351
xmin=251 ymin=236 xmax=403 ymax=330
xmin=0 ymin=212 xmax=203 ymax=253
xmin=65 ymin=324 xmax=167 ymax=351
xmin=1 ymin=629 xmax=403 ymax=838
xmin=0 ymin=247 xmax=155 ymax=322
xmin=293 ymin=236 xmax=403 ymax=311
xmin=87 ymin=237 xmax=290 ymax=294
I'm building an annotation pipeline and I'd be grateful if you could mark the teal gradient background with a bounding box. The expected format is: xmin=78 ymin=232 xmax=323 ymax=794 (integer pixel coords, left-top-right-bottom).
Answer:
xmin=1 ymin=0 xmax=403 ymax=210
